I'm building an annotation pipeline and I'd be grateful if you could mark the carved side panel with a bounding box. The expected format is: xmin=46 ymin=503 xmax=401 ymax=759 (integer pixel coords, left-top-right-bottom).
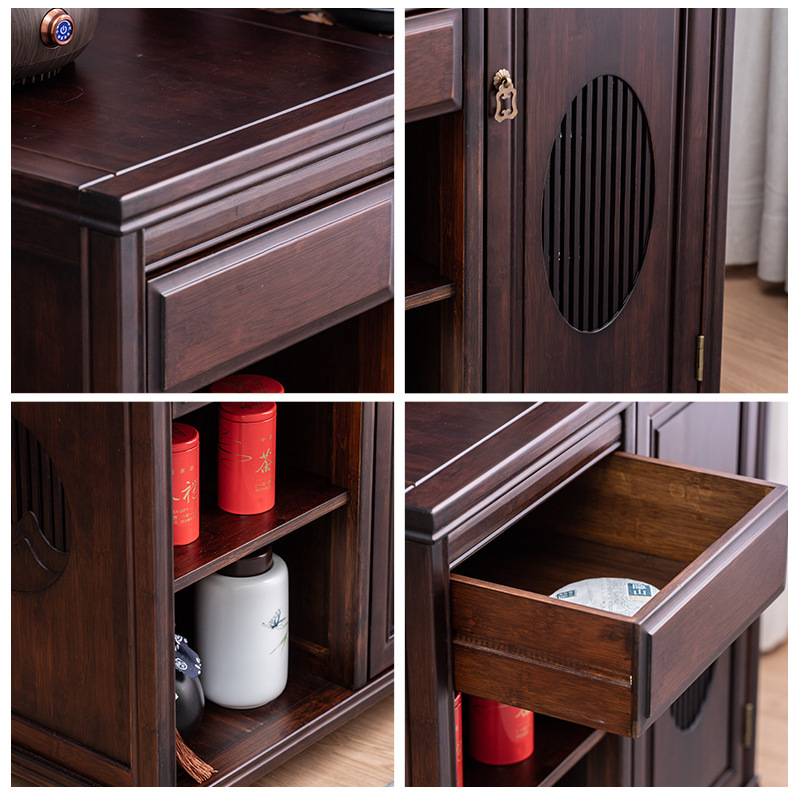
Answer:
xmin=11 ymin=403 xmax=138 ymax=776
xmin=11 ymin=418 xmax=70 ymax=592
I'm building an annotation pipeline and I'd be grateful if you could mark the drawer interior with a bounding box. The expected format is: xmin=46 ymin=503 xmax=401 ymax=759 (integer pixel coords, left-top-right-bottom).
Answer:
xmin=450 ymin=452 xmax=782 ymax=737
xmin=454 ymin=452 xmax=773 ymax=604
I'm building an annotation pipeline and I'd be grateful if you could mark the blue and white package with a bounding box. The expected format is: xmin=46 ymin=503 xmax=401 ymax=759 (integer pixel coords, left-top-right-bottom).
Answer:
xmin=551 ymin=577 xmax=659 ymax=617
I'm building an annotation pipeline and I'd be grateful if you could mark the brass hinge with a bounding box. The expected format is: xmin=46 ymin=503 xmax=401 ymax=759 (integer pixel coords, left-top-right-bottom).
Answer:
xmin=743 ymin=702 xmax=755 ymax=749
xmin=696 ymin=335 xmax=705 ymax=382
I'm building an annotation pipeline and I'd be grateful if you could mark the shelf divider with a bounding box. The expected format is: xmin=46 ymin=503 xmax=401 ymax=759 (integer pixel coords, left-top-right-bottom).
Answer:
xmin=406 ymin=254 xmax=456 ymax=310
xmin=174 ymin=467 xmax=348 ymax=591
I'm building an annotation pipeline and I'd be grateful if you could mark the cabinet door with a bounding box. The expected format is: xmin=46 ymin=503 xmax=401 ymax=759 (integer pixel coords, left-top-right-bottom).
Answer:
xmin=631 ymin=402 xmax=759 ymax=786
xmin=485 ymin=9 xmax=732 ymax=392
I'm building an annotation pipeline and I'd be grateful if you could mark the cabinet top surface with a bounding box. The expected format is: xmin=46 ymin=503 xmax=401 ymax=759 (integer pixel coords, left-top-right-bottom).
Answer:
xmin=11 ymin=9 xmax=392 ymax=199
xmin=405 ymin=402 xmax=537 ymax=488
xmin=405 ymin=403 xmax=623 ymax=532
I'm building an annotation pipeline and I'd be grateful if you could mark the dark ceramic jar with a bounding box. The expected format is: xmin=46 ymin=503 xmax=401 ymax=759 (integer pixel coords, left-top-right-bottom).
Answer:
xmin=175 ymin=670 xmax=205 ymax=741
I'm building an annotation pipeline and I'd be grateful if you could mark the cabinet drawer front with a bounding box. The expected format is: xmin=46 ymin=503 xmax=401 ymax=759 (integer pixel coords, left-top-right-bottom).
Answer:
xmin=148 ymin=182 xmax=393 ymax=391
xmin=405 ymin=10 xmax=462 ymax=122
xmin=450 ymin=452 xmax=787 ymax=738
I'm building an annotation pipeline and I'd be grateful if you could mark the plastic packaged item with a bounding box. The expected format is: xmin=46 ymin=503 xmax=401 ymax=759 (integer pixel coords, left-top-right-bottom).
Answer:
xmin=551 ymin=577 xmax=659 ymax=616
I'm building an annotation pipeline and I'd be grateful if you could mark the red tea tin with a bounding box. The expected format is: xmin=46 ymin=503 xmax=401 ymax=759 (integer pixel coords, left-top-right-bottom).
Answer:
xmin=210 ymin=374 xmax=284 ymax=394
xmin=467 ymin=696 xmax=534 ymax=765
xmin=454 ymin=692 xmax=464 ymax=786
xmin=217 ymin=400 xmax=277 ymax=515
xmin=172 ymin=423 xmax=200 ymax=545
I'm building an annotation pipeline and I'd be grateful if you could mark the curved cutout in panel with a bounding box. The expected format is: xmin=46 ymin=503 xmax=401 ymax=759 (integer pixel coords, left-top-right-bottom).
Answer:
xmin=670 ymin=662 xmax=715 ymax=731
xmin=11 ymin=418 xmax=70 ymax=592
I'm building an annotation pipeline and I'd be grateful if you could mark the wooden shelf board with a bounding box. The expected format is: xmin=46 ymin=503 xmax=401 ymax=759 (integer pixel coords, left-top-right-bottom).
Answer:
xmin=177 ymin=653 xmax=394 ymax=787
xmin=463 ymin=714 xmax=605 ymax=787
xmin=174 ymin=467 xmax=349 ymax=590
xmin=405 ymin=255 xmax=456 ymax=310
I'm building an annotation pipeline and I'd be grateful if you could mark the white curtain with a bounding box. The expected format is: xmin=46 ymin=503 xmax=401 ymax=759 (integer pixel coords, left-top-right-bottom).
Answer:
xmin=725 ymin=8 xmax=788 ymax=289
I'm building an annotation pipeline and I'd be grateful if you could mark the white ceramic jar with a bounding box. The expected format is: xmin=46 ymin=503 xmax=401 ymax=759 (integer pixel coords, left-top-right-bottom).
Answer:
xmin=195 ymin=547 xmax=289 ymax=709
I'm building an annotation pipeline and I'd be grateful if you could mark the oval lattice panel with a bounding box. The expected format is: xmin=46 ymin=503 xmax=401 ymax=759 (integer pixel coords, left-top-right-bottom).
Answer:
xmin=670 ymin=661 xmax=716 ymax=731
xmin=542 ymin=75 xmax=655 ymax=331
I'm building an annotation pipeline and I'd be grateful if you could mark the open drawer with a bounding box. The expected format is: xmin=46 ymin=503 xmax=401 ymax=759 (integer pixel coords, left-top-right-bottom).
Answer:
xmin=450 ymin=452 xmax=787 ymax=738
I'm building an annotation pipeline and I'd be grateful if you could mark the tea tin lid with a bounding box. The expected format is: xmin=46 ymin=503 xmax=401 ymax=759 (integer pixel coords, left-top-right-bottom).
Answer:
xmin=172 ymin=422 xmax=200 ymax=452
xmin=210 ymin=374 xmax=285 ymax=394
xmin=219 ymin=546 xmax=274 ymax=577
xmin=219 ymin=400 xmax=277 ymax=423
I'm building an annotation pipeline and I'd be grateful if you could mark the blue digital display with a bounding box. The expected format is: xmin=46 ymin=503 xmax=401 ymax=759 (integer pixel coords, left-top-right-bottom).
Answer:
xmin=55 ymin=18 xmax=73 ymax=44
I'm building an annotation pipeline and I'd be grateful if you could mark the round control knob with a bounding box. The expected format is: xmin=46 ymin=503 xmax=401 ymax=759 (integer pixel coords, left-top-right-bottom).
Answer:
xmin=40 ymin=9 xmax=75 ymax=47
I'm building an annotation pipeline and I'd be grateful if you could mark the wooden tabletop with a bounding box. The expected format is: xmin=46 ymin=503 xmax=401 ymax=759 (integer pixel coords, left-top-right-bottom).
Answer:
xmin=405 ymin=402 xmax=625 ymax=543
xmin=11 ymin=9 xmax=393 ymax=221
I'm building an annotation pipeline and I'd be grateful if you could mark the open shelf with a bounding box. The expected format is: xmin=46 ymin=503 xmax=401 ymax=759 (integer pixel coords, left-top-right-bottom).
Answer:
xmin=176 ymin=645 xmax=393 ymax=786
xmin=405 ymin=254 xmax=456 ymax=309
xmin=174 ymin=467 xmax=348 ymax=591
xmin=463 ymin=714 xmax=604 ymax=787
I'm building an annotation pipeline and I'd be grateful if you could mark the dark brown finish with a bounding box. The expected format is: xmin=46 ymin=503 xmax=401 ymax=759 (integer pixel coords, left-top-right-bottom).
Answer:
xmin=405 ymin=255 xmax=456 ymax=310
xmin=11 ymin=401 xmax=393 ymax=786
xmin=368 ymin=404 xmax=395 ymax=678
xmin=405 ymin=8 xmax=485 ymax=393
xmin=405 ymin=403 xmax=631 ymax=785
xmin=405 ymin=402 xmax=787 ymax=786
xmin=450 ymin=453 xmax=786 ymax=737
xmin=625 ymin=401 xmax=765 ymax=786
xmin=671 ymin=10 xmax=735 ymax=391
xmin=406 ymin=9 xmax=734 ymax=392
xmin=11 ymin=417 xmax=70 ymax=592
xmin=463 ymin=715 xmax=605 ymax=787
xmin=148 ymin=183 xmax=393 ymax=392
xmin=519 ymin=9 xmax=679 ymax=391
xmin=12 ymin=9 xmax=394 ymax=392
xmin=173 ymin=468 xmax=349 ymax=591
xmin=405 ymin=9 xmax=462 ymax=122
xmin=11 ymin=402 xmax=175 ymax=786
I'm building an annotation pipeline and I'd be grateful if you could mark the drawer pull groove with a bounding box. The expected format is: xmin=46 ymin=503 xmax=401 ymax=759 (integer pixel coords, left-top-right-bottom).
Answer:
xmin=453 ymin=634 xmax=632 ymax=688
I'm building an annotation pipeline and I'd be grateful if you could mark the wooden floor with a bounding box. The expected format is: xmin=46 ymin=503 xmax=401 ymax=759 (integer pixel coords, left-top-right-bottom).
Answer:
xmin=720 ymin=264 xmax=788 ymax=393
xmin=247 ymin=692 xmax=394 ymax=787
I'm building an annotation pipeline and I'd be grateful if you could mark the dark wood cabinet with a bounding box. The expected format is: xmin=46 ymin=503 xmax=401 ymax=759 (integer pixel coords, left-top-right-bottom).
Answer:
xmin=11 ymin=9 xmax=394 ymax=393
xmin=405 ymin=402 xmax=786 ymax=786
xmin=622 ymin=401 xmax=765 ymax=786
xmin=11 ymin=401 xmax=393 ymax=786
xmin=405 ymin=9 xmax=733 ymax=392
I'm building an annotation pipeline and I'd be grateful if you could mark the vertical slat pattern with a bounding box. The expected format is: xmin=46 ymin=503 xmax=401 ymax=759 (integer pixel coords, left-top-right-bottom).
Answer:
xmin=542 ymin=75 xmax=655 ymax=331
xmin=11 ymin=418 xmax=69 ymax=554
xmin=670 ymin=661 xmax=715 ymax=730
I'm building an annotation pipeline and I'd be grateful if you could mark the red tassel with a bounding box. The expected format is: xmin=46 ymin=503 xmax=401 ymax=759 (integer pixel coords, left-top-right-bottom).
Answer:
xmin=175 ymin=729 xmax=216 ymax=783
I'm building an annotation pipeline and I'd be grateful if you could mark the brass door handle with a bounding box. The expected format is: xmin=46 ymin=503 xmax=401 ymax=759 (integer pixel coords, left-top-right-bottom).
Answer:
xmin=493 ymin=69 xmax=518 ymax=122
